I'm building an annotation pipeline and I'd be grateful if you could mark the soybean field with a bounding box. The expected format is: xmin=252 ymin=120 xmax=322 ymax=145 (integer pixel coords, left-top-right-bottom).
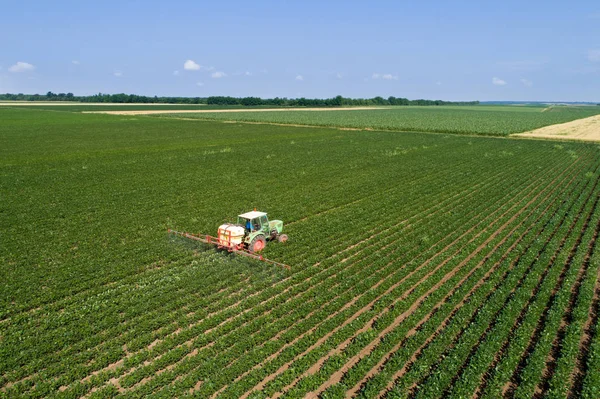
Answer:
xmin=153 ymin=105 xmax=600 ymax=136
xmin=1 ymin=107 xmax=600 ymax=399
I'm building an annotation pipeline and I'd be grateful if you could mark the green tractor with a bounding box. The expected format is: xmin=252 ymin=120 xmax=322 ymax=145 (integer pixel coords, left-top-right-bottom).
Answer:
xmin=218 ymin=210 xmax=288 ymax=253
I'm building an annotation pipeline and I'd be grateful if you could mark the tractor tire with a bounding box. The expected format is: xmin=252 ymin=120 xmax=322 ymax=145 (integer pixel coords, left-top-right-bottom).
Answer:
xmin=278 ymin=234 xmax=288 ymax=243
xmin=249 ymin=235 xmax=267 ymax=252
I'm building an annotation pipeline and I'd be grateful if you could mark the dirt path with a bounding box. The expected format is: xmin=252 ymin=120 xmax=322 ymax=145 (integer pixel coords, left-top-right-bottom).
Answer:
xmin=82 ymin=106 xmax=389 ymax=115
xmin=516 ymin=114 xmax=600 ymax=142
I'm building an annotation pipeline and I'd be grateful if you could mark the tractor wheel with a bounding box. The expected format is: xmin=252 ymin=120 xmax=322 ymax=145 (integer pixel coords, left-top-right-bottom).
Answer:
xmin=249 ymin=235 xmax=266 ymax=252
xmin=278 ymin=234 xmax=288 ymax=243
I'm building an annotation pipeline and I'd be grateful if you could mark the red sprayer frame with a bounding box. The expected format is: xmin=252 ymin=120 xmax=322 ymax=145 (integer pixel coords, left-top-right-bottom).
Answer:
xmin=167 ymin=229 xmax=290 ymax=270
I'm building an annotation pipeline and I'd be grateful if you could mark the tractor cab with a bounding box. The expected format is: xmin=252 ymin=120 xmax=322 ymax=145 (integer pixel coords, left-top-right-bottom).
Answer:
xmin=237 ymin=210 xmax=269 ymax=234
xmin=235 ymin=210 xmax=288 ymax=252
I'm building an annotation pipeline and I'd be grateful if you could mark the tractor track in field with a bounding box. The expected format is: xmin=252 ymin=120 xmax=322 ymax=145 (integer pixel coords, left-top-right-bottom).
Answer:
xmin=501 ymin=187 xmax=599 ymax=398
xmin=301 ymin=157 xmax=581 ymax=399
xmin=361 ymin=161 xmax=585 ymax=399
xmin=258 ymin=155 xmax=579 ymax=399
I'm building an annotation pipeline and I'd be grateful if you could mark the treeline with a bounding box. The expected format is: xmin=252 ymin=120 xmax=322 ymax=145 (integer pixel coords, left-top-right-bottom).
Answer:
xmin=0 ymin=92 xmax=479 ymax=107
xmin=0 ymin=92 xmax=205 ymax=104
xmin=206 ymin=95 xmax=479 ymax=107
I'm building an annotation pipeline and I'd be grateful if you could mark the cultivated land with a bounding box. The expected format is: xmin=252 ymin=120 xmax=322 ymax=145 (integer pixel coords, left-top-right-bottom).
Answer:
xmin=2 ymin=106 xmax=600 ymax=398
xmin=144 ymin=105 xmax=600 ymax=137
xmin=517 ymin=114 xmax=600 ymax=142
xmin=82 ymin=106 xmax=390 ymax=115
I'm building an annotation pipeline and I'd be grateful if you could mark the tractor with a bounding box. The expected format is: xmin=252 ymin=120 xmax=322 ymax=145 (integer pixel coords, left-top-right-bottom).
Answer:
xmin=219 ymin=210 xmax=288 ymax=252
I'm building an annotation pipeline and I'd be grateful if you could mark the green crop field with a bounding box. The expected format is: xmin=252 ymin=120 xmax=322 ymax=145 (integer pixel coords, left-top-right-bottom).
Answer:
xmin=154 ymin=105 xmax=600 ymax=136
xmin=2 ymin=107 xmax=600 ymax=399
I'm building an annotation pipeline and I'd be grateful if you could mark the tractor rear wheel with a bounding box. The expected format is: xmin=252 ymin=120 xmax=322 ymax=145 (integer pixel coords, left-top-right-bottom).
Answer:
xmin=278 ymin=234 xmax=288 ymax=243
xmin=249 ymin=235 xmax=266 ymax=252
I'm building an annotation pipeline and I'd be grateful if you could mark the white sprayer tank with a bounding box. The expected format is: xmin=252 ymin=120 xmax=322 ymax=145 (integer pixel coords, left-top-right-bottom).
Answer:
xmin=218 ymin=224 xmax=245 ymax=247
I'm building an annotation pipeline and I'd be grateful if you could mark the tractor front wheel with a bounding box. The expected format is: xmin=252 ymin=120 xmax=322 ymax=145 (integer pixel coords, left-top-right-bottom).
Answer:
xmin=278 ymin=234 xmax=288 ymax=243
xmin=249 ymin=235 xmax=267 ymax=252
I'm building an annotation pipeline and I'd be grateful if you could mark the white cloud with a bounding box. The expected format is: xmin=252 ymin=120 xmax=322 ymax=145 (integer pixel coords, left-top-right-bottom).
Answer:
xmin=372 ymin=73 xmax=398 ymax=80
xmin=520 ymin=78 xmax=533 ymax=87
xmin=173 ymin=70 xmax=179 ymax=76
xmin=436 ymin=81 xmax=442 ymax=86
xmin=336 ymin=73 xmax=343 ymax=79
xmin=492 ymin=77 xmax=507 ymax=86
xmin=184 ymin=60 xmax=201 ymax=71
xmin=588 ymin=49 xmax=600 ymax=62
xmin=295 ymin=75 xmax=304 ymax=81
xmin=113 ymin=71 xmax=123 ymax=77
xmin=245 ymin=71 xmax=252 ymax=76
xmin=72 ymin=60 xmax=80 ymax=65
xmin=196 ymin=82 xmax=204 ymax=86
xmin=211 ymin=71 xmax=226 ymax=78
xmin=9 ymin=61 xmax=35 ymax=73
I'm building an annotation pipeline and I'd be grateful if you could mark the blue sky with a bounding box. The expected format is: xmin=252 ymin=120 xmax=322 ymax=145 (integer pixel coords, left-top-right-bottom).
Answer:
xmin=1 ymin=1 xmax=598 ymax=101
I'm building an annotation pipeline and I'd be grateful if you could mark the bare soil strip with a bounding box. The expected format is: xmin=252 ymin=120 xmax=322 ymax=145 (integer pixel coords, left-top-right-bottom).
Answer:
xmin=82 ymin=106 xmax=388 ymax=115
xmin=516 ymin=114 xmax=600 ymax=142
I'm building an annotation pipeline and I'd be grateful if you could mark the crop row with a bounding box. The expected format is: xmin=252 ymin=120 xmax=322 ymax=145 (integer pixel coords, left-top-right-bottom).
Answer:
xmin=265 ymin=146 xmax=593 ymax=398
xmin=154 ymin=105 xmax=600 ymax=136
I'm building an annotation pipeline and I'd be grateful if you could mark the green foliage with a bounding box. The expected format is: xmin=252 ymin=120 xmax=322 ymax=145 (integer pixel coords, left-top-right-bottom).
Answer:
xmin=1 ymin=107 xmax=599 ymax=398
xmin=158 ymin=105 xmax=600 ymax=136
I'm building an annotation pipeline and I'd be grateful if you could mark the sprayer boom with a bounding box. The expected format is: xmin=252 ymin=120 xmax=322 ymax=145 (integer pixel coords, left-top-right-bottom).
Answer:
xmin=168 ymin=229 xmax=290 ymax=270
